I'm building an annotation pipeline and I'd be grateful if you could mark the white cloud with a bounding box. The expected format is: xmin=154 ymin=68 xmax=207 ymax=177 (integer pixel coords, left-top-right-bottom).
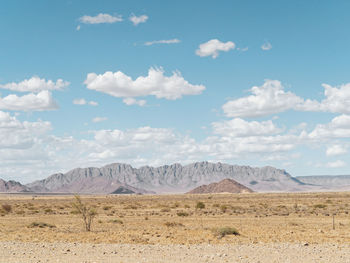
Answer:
xmin=92 ymin=117 xmax=108 ymax=123
xmin=261 ymin=41 xmax=272 ymax=51
xmin=0 ymin=76 xmax=69 ymax=93
xmin=309 ymin=115 xmax=350 ymax=139
xmin=79 ymin=13 xmax=123 ymax=24
xmin=326 ymin=160 xmax=346 ymax=168
xmin=122 ymin=97 xmax=146 ymax=106
xmin=129 ymin=14 xmax=148 ymax=26
xmin=222 ymin=80 xmax=304 ymax=118
xmin=196 ymin=39 xmax=235 ymax=58
xmin=326 ymin=145 xmax=347 ymax=156
xmin=212 ymin=118 xmax=282 ymax=137
xmin=222 ymin=80 xmax=350 ymax=118
xmin=144 ymin=39 xmax=181 ymax=46
xmin=0 ymin=90 xmax=57 ymax=111
xmin=73 ymin=98 xmax=98 ymax=106
xmin=312 ymin=83 xmax=350 ymax=114
xmin=85 ymin=67 xmax=205 ymax=101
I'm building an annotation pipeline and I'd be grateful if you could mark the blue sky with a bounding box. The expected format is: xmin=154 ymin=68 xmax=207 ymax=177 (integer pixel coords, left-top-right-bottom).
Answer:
xmin=1 ymin=0 xmax=350 ymax=182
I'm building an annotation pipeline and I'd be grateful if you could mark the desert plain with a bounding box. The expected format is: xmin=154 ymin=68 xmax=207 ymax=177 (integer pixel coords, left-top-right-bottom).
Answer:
xmin=1 ymin=192 xmax=350 ymax=262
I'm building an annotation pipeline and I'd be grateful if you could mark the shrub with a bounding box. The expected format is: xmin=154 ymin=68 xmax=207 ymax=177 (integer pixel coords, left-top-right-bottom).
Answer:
xmin=220 ymin=205 xmax=228 ymax=213
xmin=109 ymin=219 xmax=123 ymax=224
xmin=196 ymin=201 xmax=205 ymax=209
xmin=71 ymin=195 xmax=97 ymax=232
xmin=2 ymin=204 xmax=12 ymax=213
xmin=44 ymin=208 xmax=54 ymax=214
xmin=213 ymin=227 xmax=239 ymax=238
xmin=164 ymin=222 xmax=184 ymax=227
xmin=28 ymin=222 xmax=56 ymax=228
xmin=177 ymin=212 xmax=189 ymax=217
xmin=161 ymin=208 xmax=171 ymax=212
xmin=314 ymin=204 xmax=327 ymax=209
xmin=103 ymin=206 xmax=112 ymax=211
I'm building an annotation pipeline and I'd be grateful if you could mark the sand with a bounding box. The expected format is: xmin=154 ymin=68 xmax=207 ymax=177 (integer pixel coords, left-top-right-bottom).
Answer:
xmin=1 ymin=242 xmax=350 ymax=263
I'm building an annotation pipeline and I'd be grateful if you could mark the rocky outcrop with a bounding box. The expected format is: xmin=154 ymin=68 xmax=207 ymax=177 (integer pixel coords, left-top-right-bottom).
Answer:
xmin=187 ymin=178 xmax=253 ymax=194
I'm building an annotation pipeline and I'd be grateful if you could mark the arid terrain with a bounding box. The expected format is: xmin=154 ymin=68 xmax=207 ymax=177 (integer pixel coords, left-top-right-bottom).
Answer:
xmin=1 ymin=192 xmax=350 ymax=262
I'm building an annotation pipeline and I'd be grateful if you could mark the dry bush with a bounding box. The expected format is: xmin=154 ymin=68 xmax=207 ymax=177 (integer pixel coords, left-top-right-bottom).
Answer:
xmin=164 ymin=222 xmax=184 ymax=227
xmin=28 ymin=222 xmax=56 ymax=228
xmin=108 ymin=219 xmax=123 ymax=224
xmin=2 ymin=204 xmax=12 ymax=213
xmin=212 ymin=227 xmax=239 ymax=238
xmin=72 ymin=195 xmax=97 ymax=232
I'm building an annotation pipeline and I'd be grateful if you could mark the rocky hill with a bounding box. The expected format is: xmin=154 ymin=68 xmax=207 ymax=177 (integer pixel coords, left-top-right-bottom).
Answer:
xmin=0 ymin=179 xmax=29 ymax=193
xmin=187 ymin=178 xmax=253 ymax=194
xmin=26 ymin=161 xmax=309 ymax=194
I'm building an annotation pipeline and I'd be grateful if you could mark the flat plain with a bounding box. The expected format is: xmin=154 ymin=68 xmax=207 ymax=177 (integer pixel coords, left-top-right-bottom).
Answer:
xmin=1 ymin=192 xmax=350 ymax=262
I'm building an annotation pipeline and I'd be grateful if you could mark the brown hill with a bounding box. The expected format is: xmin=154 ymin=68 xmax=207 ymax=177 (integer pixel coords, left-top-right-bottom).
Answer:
xmin=187 ymin=178 xmax=253 ymax=194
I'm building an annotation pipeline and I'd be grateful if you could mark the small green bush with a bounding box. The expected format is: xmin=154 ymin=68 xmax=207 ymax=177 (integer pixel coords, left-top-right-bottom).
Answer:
xmin=196 ymin=201 xmax=205 ymax=209
xmin=177 ymin=212 xmax=189 ymax=217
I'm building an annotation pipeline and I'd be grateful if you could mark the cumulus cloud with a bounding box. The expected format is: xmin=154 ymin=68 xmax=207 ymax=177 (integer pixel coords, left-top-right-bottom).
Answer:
xmin=73 ymin=98 xmax=98 ymax=106
xmin=196 ymin=39 xmax=235 ymax=58
xmin=222 ymin=80 xmax=304 ymax=118
xmin=84 ymin=67 xmax=205 ymax=103
xmin=326 ymin=145 xmax=347 ymax=156
xmin=0 ymin=91 xmax=57 ymax=111
xmin=0 ymin=76 xmax=69 ymax=93
xmin=122 ymin=97 xmax=146 ymax=106
xmin=129 ymin=14 xmax=148 ymax=25
xmin=309 ymin=115 xmax=350 ymax=139
xmin=79 ymin=13 xmax=123 ymax=24
xmin=222 ymin=80 xmax=350 ymax=118
xmin=144 ymin=39 xmax=181 ymax=46
xmin=261 ymin=41 xmax=272 ymax=50
xmin=92 ymin=117 xmax=108 ymax=123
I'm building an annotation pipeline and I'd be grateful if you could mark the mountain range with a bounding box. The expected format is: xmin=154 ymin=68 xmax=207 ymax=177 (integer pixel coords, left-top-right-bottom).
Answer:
xmin=0 ymin=161 xmax=349 ymax=194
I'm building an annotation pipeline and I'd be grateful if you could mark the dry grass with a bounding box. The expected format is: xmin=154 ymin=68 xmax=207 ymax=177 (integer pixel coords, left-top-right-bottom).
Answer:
xmin=0 ymin=192 xmax=350 ymax=244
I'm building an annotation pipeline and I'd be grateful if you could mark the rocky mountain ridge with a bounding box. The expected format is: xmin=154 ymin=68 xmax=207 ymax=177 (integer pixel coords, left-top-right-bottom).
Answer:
xmin=25 ymin=161 xmax=309 ymax=194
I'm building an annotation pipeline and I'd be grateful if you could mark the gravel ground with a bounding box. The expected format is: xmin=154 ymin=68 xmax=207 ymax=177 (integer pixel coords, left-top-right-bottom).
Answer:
xmin=1 ymin=242 xmax=350 ymax=263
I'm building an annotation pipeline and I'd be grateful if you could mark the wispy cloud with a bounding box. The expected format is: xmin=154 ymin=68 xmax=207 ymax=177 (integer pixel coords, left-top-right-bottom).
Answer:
xmin=73 ymin=98 xmax=98 ymax=106
xmin=144 ymin=39 xmax=181 ymax=46
xmin=261 ymin=41 xmax=272 ymax=51
xmin=92 ymin=117 xmax=108 ymax=123
xmin=79 ymin=13 xmax=123 ymax=24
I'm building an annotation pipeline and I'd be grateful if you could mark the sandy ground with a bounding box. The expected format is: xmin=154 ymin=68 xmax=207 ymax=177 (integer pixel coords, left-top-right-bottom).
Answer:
xmin=1 ymin=242 xmax=350 ymax=263
xmin=2 ymin=192 xmax=350 ymax=262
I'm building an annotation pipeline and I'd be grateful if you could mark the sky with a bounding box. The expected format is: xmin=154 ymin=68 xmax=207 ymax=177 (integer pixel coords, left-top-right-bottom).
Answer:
xmin=1 ymin=0 xmax=350 ymax=183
